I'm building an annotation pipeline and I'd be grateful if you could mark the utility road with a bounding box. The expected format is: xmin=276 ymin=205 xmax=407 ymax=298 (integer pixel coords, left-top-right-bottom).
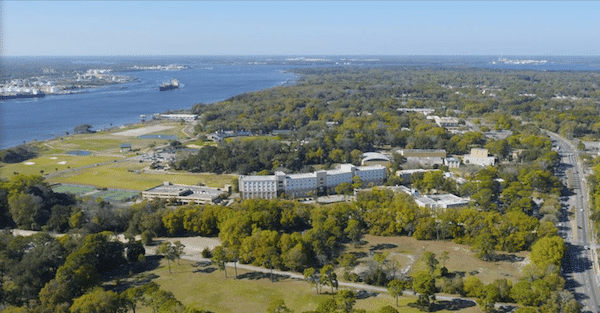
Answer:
xmin=547 ymin=131 xmax=600 ymax=313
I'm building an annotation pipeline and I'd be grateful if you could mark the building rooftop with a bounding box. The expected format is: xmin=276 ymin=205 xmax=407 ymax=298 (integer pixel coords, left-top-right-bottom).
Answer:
xmin=240 ymin=175 xmax=277 ymax=181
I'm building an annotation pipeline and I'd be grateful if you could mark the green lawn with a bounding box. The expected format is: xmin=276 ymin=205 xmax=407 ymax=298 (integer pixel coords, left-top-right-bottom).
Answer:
xmin=129 ymin=259 xmax=482 ymax=313
xmin=49 ymin=161 xmax=235 ymax=190
xmin=346 ymin=235 xmax=528 ymax=285
xmin=0 ymin=155 xmax=117 ymax=180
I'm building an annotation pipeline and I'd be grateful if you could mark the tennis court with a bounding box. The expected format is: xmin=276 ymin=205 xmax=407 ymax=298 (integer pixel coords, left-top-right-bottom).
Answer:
xmin=52 ymin=184 xmax=138 ymax=202
xmin=94 ymin=189 xmax=139 ymax=202
xmin=52 ymin=184 xmax=97 ymax=195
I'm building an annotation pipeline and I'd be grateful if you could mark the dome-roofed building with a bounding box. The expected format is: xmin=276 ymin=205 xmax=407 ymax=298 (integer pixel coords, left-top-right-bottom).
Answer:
xmin=361 ymin=152 xmax=392 ymax=167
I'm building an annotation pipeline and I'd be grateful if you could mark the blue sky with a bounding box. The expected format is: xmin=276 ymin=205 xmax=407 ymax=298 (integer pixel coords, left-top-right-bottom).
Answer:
xmin=2 ymin=1 xmax=599 ymax=56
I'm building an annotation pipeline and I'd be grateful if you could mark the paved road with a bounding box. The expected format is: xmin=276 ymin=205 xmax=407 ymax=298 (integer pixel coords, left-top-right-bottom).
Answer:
xmin=546 ymin=131 xmax=600 ymax=313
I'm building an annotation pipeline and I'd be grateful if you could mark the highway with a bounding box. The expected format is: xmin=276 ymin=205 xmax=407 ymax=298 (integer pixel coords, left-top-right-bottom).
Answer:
xmin=546 ymin=131 xmax=600 ymax=313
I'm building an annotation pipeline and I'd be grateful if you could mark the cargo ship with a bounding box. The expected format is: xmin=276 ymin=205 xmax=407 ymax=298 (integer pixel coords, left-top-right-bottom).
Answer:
xmin=0 ymin=92 xmax=46 ymax=100
xmin=159 ymin=79 xmax=179 ymax=91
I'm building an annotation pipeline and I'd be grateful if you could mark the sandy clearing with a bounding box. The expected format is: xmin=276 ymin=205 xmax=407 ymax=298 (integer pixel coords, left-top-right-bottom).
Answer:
xmin=148 ymin=236 xmax=222 ymax=256
xmin=112 ymin=125 xmax=175 ymax=137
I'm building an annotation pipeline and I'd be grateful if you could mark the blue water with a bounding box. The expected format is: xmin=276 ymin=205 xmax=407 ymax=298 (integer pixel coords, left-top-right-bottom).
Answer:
xmin=0 ymin=63 xmax=295 ymax=148
xmin=67 ymin=150 xmax=91 ymax=156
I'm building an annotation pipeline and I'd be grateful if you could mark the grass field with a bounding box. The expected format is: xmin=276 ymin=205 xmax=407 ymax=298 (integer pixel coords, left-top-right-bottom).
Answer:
xmin=0 ymin=155 xmax=117 ymax=180
xmin=129 ymin=259 xmax=483 ymax=313
xmin=49 ymin=161 xmax=235 ymax=190
xmin=347 ymin=235 xmax=529 ymax=285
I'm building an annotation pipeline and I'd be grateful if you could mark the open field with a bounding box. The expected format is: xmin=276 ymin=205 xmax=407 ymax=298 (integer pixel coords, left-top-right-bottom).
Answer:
xmin=348 ymin=235 xmax=529 ymax=285
xmin=112 ymin=125 xmax=176 ymax=137
xmin=49 ymin=161 xmax=235 ymax=190
xmin=129 ymin=258 xmax=482 ymax=313
xmin=0 ymin=155 xmax=118 ymax=179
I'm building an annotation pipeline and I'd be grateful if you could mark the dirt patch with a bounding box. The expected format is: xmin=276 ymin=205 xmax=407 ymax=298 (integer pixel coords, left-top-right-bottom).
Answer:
xmin=113 ymin=125 xmax=175 ymax=137
xmin=346 ymin=235 xmax=528 ymax=284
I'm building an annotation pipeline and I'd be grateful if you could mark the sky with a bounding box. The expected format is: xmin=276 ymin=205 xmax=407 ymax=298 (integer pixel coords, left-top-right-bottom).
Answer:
xmin=1 ymin=1 xmax=599 ymax=56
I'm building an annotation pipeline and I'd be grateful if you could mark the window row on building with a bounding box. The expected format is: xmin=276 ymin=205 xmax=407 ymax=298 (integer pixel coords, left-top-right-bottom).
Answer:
xmin=239 ymin=164 xmax=387 ymax=199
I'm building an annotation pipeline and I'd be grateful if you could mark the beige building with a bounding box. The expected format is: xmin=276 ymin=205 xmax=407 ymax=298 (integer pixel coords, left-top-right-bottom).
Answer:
xmin=397 ymin=149 xmax=447 ymax=158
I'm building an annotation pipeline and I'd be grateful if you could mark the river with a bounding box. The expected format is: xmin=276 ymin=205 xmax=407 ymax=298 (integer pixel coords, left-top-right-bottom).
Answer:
xmin=0 ymin=62 xmax=295 ymax=149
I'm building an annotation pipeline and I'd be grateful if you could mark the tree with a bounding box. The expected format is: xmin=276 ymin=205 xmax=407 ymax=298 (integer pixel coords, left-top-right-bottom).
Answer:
xmin=335 ymin=183 xmax=353 ymax=195
xmin=173 ymin=241 xmax=185 ymax=265
xmin=69 ymin=287 xmax=124 ymax=313
xmin=212 ymin=246 xmax=228 ymax=278
xmin=422 ymin=251 xmax=438 ymax=275
xmin=530 ymin=236 xmax=565 ymax=270
xmin=320 ymin=264 xmax=338 ymax=294
xmin=476 ymin=284 xmax=500 ymax=313
xmin=440 ymin=251 xmax=449 ymax=268
xmin=8 ymin=192 xmax=43 ymax=230
xmin=474 ymin=233 xmax=496 ymax=261
xmin=388 ymin=279 xmax=408 ymax=307
xmin=304 ymin=267 xmax=320 ymax=294
xmin=463 ymin=276 xmax=483 ymax=297
xmin=510 ymin=281 xmax=538 ymax=306
xmin=412 ymin=271 xmax=436 ymax=310
xmin=74 ymin=124 xmax=93 ymax=134
xmin=336 ymin=289 xmax=356 ymax=313
xmin=378 ymin=305 xmax=399 ymax=313
xmin=157 ymin=242 xmax=182 ymax=274
xmin=352 ymin=175 xmax=364 ymax=190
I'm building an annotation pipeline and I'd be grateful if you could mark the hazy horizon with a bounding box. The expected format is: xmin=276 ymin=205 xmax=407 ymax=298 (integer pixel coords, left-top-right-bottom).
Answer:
xmin=2 ymin=1 xmax=599 ymax=57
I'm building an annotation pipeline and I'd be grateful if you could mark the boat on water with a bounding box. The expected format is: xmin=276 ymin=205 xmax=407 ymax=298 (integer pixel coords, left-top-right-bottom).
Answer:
xmin=159 ymin=79 xmax=179 ymax=91
xmin=0 ymin=92 xmax=46 ymax=100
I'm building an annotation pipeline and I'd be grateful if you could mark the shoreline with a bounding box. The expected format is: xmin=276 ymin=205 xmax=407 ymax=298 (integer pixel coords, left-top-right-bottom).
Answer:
xmin=1 ymin=67 xmax=298 ymax=151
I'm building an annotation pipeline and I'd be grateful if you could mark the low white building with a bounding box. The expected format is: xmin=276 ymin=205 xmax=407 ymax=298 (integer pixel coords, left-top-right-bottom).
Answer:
xmin=444 ymin=157 xmax=460 ymax=168
xmin=142 ymin=182 xmax=228 ymax=204
xmin=463 ymin=148 xmax=496 ymax=166
xmin=414 ymin=193 xmax=471 ymax=210
xmin=159 ymin=114 xmax=198 ymax=122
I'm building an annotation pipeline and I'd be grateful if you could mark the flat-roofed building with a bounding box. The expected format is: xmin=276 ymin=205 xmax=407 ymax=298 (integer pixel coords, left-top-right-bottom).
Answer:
xmin=142 ymin=182 xmax=228 ymax=204
xmin=463 ymin=148 xmax=496 ymax=166
xmin=239 ymin=174 xmax=282 ymax=199
xmin=414 ymin=193 xmax=470 ymax=210
xmin=159 ymin=114 xmax=198 ymax=122
xmin=355 ymin=165 xmax=387 ymax=186
xmin=239 ymin=163 xmax=387 ymax=199
xmin=444 ymin=157 xmax=460 ymax=168
xmin=397 ymin=149 xmax=447 ymax=158
xmin=430 ymin=116 xmax=459 ymax=128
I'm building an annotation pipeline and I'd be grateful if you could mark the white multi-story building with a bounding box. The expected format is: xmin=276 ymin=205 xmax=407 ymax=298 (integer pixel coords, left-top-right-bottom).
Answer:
xmin=239 ymin=164 xmax=387 ymax=199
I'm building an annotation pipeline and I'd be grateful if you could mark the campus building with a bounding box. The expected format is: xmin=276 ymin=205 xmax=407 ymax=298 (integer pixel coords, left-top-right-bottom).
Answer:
xmin=239 ymin=164 xmax=387 ymax=199
xmin=142 ymin=182 xmax=229 ymax=204
xmin=462 ymin=148 xmax=496 ymax=166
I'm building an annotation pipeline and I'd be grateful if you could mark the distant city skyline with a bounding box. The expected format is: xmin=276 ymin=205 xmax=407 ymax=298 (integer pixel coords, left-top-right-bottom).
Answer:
xmin=2 ymin=1 xmax=599 ymax=56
